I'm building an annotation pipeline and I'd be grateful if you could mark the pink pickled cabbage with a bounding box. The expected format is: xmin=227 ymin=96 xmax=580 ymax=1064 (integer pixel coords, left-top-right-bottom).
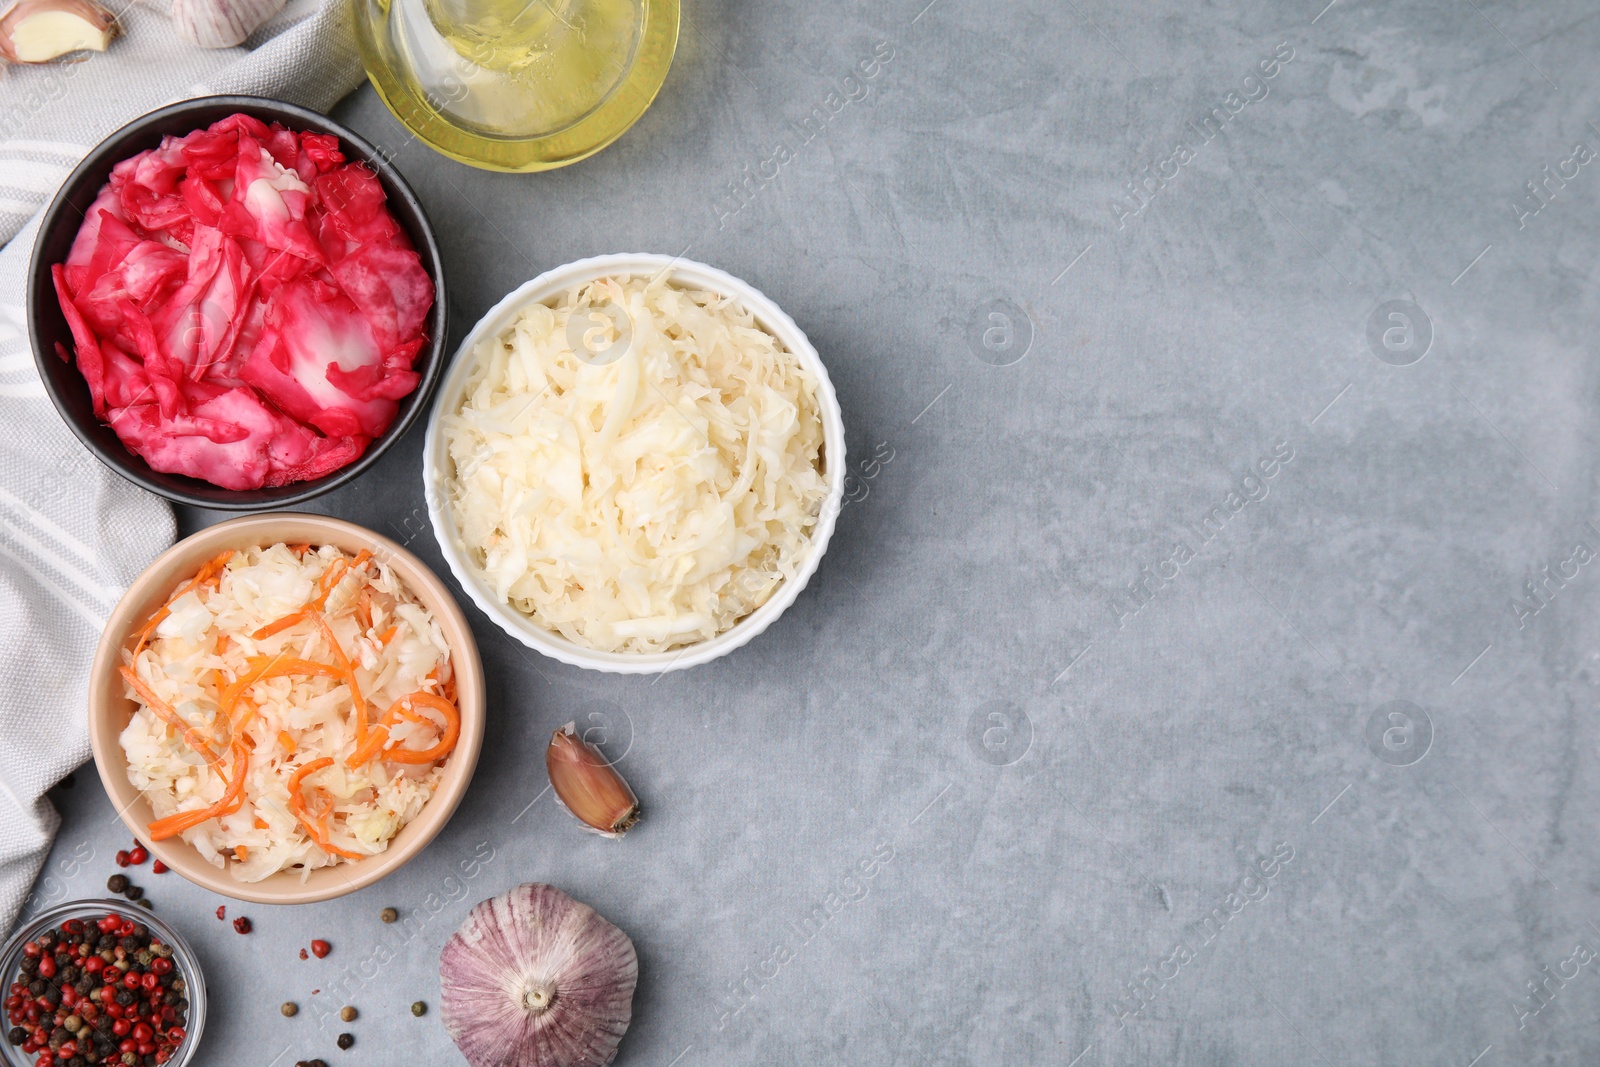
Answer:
xmin=51 ymin=113 xmax=434 ymax=489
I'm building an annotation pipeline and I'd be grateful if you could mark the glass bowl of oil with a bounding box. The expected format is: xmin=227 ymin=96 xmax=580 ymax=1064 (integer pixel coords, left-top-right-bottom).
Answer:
xmin=353 ymin=0 xmax=679 ymax=172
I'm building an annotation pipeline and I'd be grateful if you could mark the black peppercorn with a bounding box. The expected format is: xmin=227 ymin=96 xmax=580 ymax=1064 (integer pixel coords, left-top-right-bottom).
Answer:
xmin=124 ymin=886 xmax=144 ymax=902
xmin=106 ymin=875 xmax=129 ymax=894
xmin=118 ymin=936 xmax=138 ymax=952
xmin=336 ymin=1033 xmax=354 ymax=1050
xmin=114 ymin=988 xmax=135 ymax=1007
xmin=26 ymin=979 xmax=45 ymax=996
xmin=18 ymin=955 xmax=37 ymax=974
xmin=8 ymin=1026 xmax=26 ymax=1044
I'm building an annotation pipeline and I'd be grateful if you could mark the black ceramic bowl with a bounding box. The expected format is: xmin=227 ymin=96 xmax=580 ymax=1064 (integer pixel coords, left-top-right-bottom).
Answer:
xmin=27 ymin=95 xmax=447 ymax=510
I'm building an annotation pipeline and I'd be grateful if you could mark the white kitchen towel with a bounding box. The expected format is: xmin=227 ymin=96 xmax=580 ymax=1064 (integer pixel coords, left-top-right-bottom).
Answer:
xmin=0 ymin=0 xmax=364 ymax=933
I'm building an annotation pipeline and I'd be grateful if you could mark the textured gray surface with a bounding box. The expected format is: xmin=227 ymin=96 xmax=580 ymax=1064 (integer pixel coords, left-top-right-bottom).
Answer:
xmin=21 ymin=0 xmax=1600 ymax=1064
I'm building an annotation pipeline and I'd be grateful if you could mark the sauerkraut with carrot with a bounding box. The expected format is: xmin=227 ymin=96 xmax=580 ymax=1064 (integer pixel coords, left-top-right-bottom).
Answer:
xmin=118 ymin=544 xmax=458 ymax=883
xmin=441 ymin=274 xmax=829 ymax=654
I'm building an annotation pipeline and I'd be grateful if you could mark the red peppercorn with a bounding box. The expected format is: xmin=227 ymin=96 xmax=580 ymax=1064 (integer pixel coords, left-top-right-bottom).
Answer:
xmin=20 ymin=942 xmax=39 ymax=959
xmin=111 ymin=1018 xmax=130 ymax=1037
xmin=141 ymin=973 xmax=160 ymax=992
xmin=34 ymin=956 xmax=53 ymax=980
xmin=121 ymin=971 xmax=141 ymax=990
xmin=131 ymin=1022 xmax=152 ymax=1043
xmin=215 ymin=906 xmax=225 ymax=921
xmin=149 ymin=957 xmax=172 ymax=976
xmin=166 ymin=1026 xmax=184 ymax=1043
xmin=310 ymin=939 xmax=331 ymax=958
xmin=298 ymin=948 xmax=308 ymax=960
xmin=151 ymin=860 xmax=168 ymax=874
xmin=114 ymin=851 xmax=130 ymax=868
xmin=128 ymin=846 xmax=148 ymax=866
xmin=83 ymin=956 xmax=103 ymax=975
xmin=232 ymin=917 xmax=252 ymax=934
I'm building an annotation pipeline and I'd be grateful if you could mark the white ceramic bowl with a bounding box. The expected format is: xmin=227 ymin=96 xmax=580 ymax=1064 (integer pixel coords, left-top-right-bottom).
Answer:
xmin=423 ymin=254 xmax=846 ymax=674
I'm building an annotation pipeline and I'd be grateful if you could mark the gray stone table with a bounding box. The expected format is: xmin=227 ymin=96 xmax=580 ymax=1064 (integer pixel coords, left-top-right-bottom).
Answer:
xmin=26 ymin=0 xmax=1600 ymax=1063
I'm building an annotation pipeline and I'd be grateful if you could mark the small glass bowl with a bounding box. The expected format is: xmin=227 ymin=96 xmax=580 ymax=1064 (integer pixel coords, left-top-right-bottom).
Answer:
xmin=0 ymin=900 xmax=207 ymax=1067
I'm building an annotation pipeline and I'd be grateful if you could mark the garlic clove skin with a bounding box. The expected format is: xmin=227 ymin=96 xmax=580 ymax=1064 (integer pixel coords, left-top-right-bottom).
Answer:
xmin=546 ymin=722 xmax=640 ymax=837
xmin=0 ymin=0 xmax=119 ymax=63
xmin=441 ymin=884 xmax=638 ymax=1067
xmin=169 ymin=0 xmax=285 ymax=49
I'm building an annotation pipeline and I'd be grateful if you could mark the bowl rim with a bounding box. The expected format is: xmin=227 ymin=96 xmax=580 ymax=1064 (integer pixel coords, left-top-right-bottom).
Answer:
xmin=86 ymin=513 xmax=484 ymax=905
xmin=422 ymin=253 xmax=847 ymax=674
xmin=0 ymin=898 xmax=208 ymax=1067
xmin=26 ymin=94 xmax=448 ymax=511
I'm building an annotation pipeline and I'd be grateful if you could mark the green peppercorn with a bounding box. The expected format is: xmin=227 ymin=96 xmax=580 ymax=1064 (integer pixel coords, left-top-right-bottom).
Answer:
xmin=338 ymin=1006 xmax=356 ymax=1022
xmin=280 ymin=1002 xmax=298 ymax=1018
xmin=379 ymin=908 xmax=398 ymax=924
xmin=410 ymin=1001 xmax=425 ymax=1017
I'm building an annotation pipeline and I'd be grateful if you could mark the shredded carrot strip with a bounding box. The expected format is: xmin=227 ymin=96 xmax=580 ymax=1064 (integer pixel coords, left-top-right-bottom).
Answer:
xmin=357 ymin=589 xmax=373 ymax=632
xmin=288 ymin=543 xmax=311 ymax=557
xmin=147 ymin=741 xmax=248 ymax=840
xmin=119 ymin=666 xmax=224 ymax=773
xmin=377 ymin=625 xmax=398 ymax=645
xmin=254 ymin=817 xmax=269 ymax=830
xmin=307 ymin=557 xmax=348 ymax=612
xmin=287 ymin=758 xmax=365 ymax=860
xmin=313 ymin=613 xmax=366 ymax=749
xmin=278 ymin=730 xmax=297 ymax=755
xmin=251 ymin=610 xmax=309 ymax=640
xmin=234 ymin=844 xmax=249 ymax=860
xmin=132 ymin=550 xmax=234 ymax=659
xmin=381 ymin=692 xmax=460 ymax=765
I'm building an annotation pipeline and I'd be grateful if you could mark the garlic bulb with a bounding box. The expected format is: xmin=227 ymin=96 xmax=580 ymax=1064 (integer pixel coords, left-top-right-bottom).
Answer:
xmin=441 ymin=884 xmax=638 ymax=1067
xmin=0 ymin=0 xmax=119 ymax=63
xmin=169 ymin=0 xmax=284 ymax=48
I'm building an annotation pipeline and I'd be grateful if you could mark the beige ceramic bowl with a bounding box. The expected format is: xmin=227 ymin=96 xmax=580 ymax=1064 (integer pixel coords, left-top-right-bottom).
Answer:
xmin=88 ymin=514 xmax=484 ymax=905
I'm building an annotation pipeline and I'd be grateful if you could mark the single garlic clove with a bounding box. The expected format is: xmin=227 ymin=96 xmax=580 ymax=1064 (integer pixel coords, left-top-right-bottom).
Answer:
xmin=441 ymin=884 xmax=637 ymax=1067
xmin=0 ymin=0 xmax=119 ymax=63
xmin=169 ymin=0 xmax=285 ymax=49
xmin=546 ymin=721 xmax=639 ymax=837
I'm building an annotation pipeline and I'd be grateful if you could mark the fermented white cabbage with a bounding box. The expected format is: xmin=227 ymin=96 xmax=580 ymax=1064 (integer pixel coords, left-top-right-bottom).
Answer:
xmin=442 ymin=275 xmax=829 ymax=653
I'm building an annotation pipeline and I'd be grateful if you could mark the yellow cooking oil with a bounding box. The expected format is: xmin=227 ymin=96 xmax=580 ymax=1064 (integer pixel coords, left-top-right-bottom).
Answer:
xmin=352 ymin=0 xmax=679 ymax=172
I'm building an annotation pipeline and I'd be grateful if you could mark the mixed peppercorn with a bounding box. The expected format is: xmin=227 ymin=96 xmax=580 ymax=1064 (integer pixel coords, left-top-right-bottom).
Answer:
xmin=5 ymin=913 xmax=189 ymax=1067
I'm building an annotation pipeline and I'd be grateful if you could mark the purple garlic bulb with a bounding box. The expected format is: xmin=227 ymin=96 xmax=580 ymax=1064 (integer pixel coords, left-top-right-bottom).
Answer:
xmin=440 ymin=884 xmax=638 ymax=1067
